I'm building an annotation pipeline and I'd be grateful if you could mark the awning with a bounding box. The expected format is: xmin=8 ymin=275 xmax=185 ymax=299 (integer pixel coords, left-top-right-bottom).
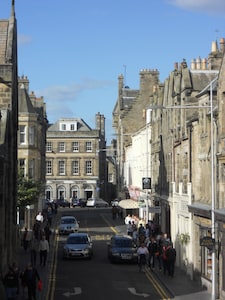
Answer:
xmin=118 ymin=199 xmax=139 ymax=209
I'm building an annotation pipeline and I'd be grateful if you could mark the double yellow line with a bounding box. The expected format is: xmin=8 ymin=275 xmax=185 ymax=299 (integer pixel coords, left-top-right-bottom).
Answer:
xmin=102 ymin=214 xmax=171 ymax=300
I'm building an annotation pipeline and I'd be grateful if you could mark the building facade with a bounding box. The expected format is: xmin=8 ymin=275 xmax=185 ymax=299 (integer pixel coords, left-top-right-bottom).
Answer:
xmin=45 ymin=113 xmax=107 ymax=203
xmin=18 ymin=75 xmax=48 ymax=225
xmin=113 ymin=38 xmax=225 ymax=298
xmin=0 ymin=1 xmax=19 ymax=298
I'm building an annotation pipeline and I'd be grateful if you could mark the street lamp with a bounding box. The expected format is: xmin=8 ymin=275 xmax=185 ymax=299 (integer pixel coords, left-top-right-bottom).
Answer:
xmin=147 ymin=76 xmax=217 ymax=300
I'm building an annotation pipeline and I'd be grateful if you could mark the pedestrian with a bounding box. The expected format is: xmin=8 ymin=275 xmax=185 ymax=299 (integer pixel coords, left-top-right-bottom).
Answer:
xmin=22 ymin=227 xmax=30 ymax=251
xmin=137 ymin=242 xmax=149 ymax=272
xmin=39 ymin=235 xmax=49 ymax=266
xmin=44 ymin=223 xmax=52 ymax=244
xmin=166 ymin=244 xmax=176 ymax=277
xmin=36 ymin=211 xmax=43 ymax=223
xmin=22 ymin=263 xmax=40 ymax=300
xmin=147 ymin=236 xmax=158 ymax=269
xmin=30 ymin=238 xmax=39 ymax=267
xmin=127 ymin=221 xmax=133 ymax=236
xmin=3 ymin=265 xmax=19 ymax=300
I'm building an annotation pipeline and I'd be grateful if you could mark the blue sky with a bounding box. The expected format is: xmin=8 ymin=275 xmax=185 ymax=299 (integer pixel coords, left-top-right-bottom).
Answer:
xmin=1 ymin=0 xmax=225 ymax=144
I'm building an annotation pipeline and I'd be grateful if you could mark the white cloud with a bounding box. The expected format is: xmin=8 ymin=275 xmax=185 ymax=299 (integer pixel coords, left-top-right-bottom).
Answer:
xmin=39 ymin=78 xmax=114 ymax=102
xmin=167 ymin=0 xmax=225 ymax=15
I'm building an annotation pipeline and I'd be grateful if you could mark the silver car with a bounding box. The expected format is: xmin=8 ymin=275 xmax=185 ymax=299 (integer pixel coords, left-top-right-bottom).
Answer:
xmin=58 ymin=216 xmax=79 ymax=235
xmin=63 ymin=233 xmax=93 ymax=259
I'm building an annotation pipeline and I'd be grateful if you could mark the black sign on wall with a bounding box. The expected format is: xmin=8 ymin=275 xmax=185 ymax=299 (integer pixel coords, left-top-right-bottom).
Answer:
xmin=142 ymin=177 xmax=151 ymax=189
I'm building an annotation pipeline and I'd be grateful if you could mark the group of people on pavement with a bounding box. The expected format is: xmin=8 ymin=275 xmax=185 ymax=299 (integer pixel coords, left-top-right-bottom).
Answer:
xmin=124 ymin=214 xmax=176 ymax=276
xmin=2 ymin=206 xmax=54 ymax=300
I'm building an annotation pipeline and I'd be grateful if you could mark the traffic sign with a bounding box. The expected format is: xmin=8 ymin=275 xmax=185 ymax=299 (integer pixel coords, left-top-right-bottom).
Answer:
xmin=142 ymin=177 xmax=151 ymax=189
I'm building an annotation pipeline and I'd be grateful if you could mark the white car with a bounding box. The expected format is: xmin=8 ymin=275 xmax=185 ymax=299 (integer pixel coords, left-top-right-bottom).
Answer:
xmin=86 ymin=198 xmax=109 ymax=208
xmin=58 ymin=216 xmax=79 ymax=235
xmin=86 ymin=198 xmax=96 ymax=207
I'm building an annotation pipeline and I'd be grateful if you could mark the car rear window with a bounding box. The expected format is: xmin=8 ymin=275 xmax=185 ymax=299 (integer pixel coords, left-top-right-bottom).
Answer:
xmin=112 ymin=239 xmax=133 ymax=247
xmin=61 ymin=218 xmax=75 ymax=224
xmin=67 ymin=236 xmax=88 ymax=244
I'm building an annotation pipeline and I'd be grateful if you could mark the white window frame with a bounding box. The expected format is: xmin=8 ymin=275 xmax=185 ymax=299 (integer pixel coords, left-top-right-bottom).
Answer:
xmin=46 ymin=142 xmax=52 ymax=152
xmin=59 ymin=142 xmax=65 ymax=152
xmin=61 ymin=124 xmax=66 ymax=131
xmin=72 ymin=141 xmax=79 ymax=152
xmin=86 ymin=141 xmax=92 ymax=152
xmin=46 ymin=160 xmax=52 ymax=175
xmin=85 ymin=160 xmax=92 ymax=175
xmin=59 ymin=160 xmax=65 ymax=175
xmin=72 ymin=160 xmax=79 ymax=175
xmin=19 ymin=125 xmax=26 ymax=145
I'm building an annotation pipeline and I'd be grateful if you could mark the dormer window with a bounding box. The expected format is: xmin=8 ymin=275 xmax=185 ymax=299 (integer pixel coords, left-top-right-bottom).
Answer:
xmin=60 ymin=122 xmax=78 ymax=131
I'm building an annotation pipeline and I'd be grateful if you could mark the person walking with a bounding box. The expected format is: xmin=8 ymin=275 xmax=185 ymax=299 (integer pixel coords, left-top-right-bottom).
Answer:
xmin=39 ymin=234 xmax=49 ymax=267
xmin=137 ymin=242 xmax=149 ymax=272
xmin=22 ymin=263 xmax=40 ymax=300
xmin=147 ymin=236 xmax=158 ymax=269
xmin=166 ymin=244 xmax=176 ymax=277
xmin=22 ymin=228 xmax=30 ymax=251
xmin=30 ymin=238 xmax=39 ymax=267
xmin=3 ymin=265 xmax=19 ymax=300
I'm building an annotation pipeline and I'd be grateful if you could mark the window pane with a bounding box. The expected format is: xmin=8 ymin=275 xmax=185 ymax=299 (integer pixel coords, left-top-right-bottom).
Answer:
xmin=59 ymin=160 xmax=65 ymax=175
xmin=59 ymin=142 xmax=65 ymax=152
xmin=46 ymin=142 xmax=52 ymax=152
xmin=86 ymin=141 xmax=92 ymax=152
xmin=19 ymin=126 xmax=26 ymax=144
xmin=46 ymin=160 xmax=52 ymax=175
xmin=72 ymin=141 xmax=79 ymax=152
xmin=72 ymin=160 xmax=79 ymax=175
xmin=85 ymin=160 xmax=92 ymax=175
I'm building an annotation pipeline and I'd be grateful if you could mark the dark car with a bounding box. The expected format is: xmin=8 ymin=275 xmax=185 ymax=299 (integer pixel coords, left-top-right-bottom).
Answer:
xmin=56 ymin=199 xmax=70 ymax=208
xmin=72 ymin=198 xmax=80 ymax=207
xmin=107 ymin=234 xmax=138 ymax=263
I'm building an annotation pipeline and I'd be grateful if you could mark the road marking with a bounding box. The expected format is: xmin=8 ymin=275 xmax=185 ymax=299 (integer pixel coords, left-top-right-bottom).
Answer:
xmin=128 ymin=287 xmax=149 ymax=297
xmin=145 ymin=268 xmax=171 ymax=299
xmin=63 ymin=287 xmax=82 ymax=297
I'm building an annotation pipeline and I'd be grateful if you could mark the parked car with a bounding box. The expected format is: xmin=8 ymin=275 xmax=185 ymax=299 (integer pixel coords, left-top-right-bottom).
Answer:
xmin=107 ymin=234 xmax=138 ymax=263
xmin=56 ymin=199 xmax=70 ymax=208
xmin=86 ymin=198 xmax=109 ymax=208
xmin=86 ymin=198 xmax=96 ymax=207
xmin=79 ymin=199 xmax=87 ymax=207
xmin=95 ymin=199 xmax=109 ymax=208
xmin=63 ymin=232 xmax=93 ymax=259
xmin=71 ymin=198 xmax=80 ymax=207
xmin=58 ymin=216 xmax=79 ymax=235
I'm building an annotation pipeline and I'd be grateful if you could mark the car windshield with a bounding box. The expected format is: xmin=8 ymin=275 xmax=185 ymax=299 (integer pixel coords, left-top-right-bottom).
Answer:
xmin=67 ymin=236 xmax=88 ymax=244
xmin=112 ymin=239 xmax=133 ymax=248
xmin=61 ymin=218 xmax=75 ymax=224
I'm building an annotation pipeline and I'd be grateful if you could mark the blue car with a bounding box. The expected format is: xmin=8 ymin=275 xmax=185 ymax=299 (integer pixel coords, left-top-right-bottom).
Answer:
xmin=107 ymin=234 xmax=138 ymax=263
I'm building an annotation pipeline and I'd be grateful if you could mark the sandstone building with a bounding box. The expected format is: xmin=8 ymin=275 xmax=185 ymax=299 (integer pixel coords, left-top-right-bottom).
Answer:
xmin=45 ymin=113 xmax=107 ymax=202
xmin=113 ymin=39 xmax=225 ymax=298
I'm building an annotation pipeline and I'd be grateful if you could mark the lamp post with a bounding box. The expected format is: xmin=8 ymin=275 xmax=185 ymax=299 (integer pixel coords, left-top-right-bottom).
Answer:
xmin=147 ymin=76 xmax=217 ymax=300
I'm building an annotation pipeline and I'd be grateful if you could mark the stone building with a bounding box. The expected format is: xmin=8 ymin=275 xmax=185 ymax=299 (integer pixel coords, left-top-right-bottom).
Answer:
xmin=112 ymin=70 xmax=159 ymax=199
xmin=45 ymin=113 xmax=107 ymax=203
xmin=0 ymin=1 xmax=18 ymax=297
xmin=113 ymin=38 xmax=225 ymax=297
xmin=18 ymin=75 xmax=48 ymax=227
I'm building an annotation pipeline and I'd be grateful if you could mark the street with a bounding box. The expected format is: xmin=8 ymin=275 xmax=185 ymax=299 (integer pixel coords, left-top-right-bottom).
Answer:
xmin=46 ymin=207 xmax=167 ymax=300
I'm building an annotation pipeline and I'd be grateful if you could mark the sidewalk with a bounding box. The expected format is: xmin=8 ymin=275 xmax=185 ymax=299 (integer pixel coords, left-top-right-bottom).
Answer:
xmin=16 ymin=215 xmax=57 ymax=300
xmin=104 ymin=213 xmax=212 ymax=300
